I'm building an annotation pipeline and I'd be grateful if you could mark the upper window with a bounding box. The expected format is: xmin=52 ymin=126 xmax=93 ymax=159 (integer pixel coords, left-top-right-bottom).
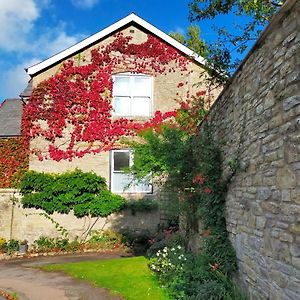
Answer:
xmin=110 ymin=149 xmax=152 ymax=194
xmin=112 ymin=73 xmax=153 ymax=117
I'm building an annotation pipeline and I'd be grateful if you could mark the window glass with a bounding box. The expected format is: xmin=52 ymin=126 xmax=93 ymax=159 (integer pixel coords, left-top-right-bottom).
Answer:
xmin=111 ymin=150 xmax=152 ymax=193
xmin=113 ymin=151 xmax=130 ymax=171
xmin=112 ymin=173 xmax=131 ymax=192
xmin=114 ymin=77 xmax=130 ymax=96
xmin=131 ymin=97 xmax=150 ymax=116
xmin=112 ymin=74 xmax=152 ymax=116
xmin=113 ymin=97 xmax=131 ymax=116
xmin=133 ymin=77 xmax=151 ymax=97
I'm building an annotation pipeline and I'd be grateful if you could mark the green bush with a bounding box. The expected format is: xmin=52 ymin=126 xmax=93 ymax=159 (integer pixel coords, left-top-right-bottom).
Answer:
xmin=86 ymin=230 xmax=125 ymax=250
xmin=20 ymin=169 xmax=126 ymax=218
xmin=33 ymin=236 xmax=82 ymax=253
xmin=124 ymin=198 xmax=158 ymax=215
xmin=0 ymin=237 xmax=7 ymax=253
xmin=33 ymin=236 xmax=56 ymax=253
xmin=121 ymin=229 xmax=153 ymax=255
xmin=149 ymin=244 xmax=246 ymax=300
xmin=5 ymin=239 xmax=20 ymax=255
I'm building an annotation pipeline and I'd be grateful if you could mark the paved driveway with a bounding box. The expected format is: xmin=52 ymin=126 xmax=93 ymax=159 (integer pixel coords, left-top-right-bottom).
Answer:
xmin=0 ymin=253 xmax=124 ymax=300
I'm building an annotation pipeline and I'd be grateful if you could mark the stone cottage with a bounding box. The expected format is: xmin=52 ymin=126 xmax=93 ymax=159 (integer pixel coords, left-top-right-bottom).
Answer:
xmin=24 ymin=13 xmax=215 ymax=197
xmin=0 ymin=13 xmax=216 ymax=242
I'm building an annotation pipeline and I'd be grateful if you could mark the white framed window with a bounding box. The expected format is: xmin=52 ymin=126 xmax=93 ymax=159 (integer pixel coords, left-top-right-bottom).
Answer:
xmin=110 ymin=149 xmax=152 ymax=193
xmin=112 ymin=73 xmax=153 ymax=117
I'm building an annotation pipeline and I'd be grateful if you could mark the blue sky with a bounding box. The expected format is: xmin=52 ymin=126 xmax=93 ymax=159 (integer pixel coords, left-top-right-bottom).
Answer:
xmin=0 ymin=0 xmax=248 ymax=102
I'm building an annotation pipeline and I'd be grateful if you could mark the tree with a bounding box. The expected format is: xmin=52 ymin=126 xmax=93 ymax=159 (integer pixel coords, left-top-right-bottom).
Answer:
xmin=188 ymin=0 xmax=285 ymax=76
xmin=170 ymin=25 xmax=208 ymax=58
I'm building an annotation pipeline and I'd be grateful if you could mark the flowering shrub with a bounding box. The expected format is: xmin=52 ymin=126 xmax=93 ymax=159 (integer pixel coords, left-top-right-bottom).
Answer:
xmin=149 ymin=246 xmax=246 ymax=300
xmin=149 ymin=245 xmax=188 ymax=299
xmin=149 ymin=245 xmax=187 ymax=277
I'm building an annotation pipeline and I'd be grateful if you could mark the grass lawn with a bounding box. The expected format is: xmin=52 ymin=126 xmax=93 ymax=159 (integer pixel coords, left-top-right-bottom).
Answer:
xmin=42 ymin=256 xmax=170 ymax=300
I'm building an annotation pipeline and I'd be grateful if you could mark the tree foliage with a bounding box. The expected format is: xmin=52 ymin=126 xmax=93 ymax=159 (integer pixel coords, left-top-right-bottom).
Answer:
xmin=126 ymin=94 xmax=236 ymax=274
xmin=170 ymin=25 xmax=209 ymax=57
xmin=188 ymin=0 xmax=285 ymax=75
xmin=20 ymin=169 xmax=125 ymax=218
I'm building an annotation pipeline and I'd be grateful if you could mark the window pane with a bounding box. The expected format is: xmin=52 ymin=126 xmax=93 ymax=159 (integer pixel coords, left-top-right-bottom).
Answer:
xmin=113 ymin=97 xmax=131 ymax=115
xmin=112 ymin=173 xmax=132 ymax=192
xmin=133 ymin=77 xmax=151 ymax=96
xmin=113 ymin=151 xmax=130 ymax=171
xmin=114 ymin=77 xmax=130 ymax=96
xmin=133 ymin=178 xmax=152 ymax=193
xmin=132 ymin=97 xmax=150 ymax=116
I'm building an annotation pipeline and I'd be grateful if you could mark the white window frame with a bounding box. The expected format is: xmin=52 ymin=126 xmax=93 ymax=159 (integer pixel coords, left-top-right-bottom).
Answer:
xmin=112 ymin=73 xmax=153 ymax=117
xmin=110 ymin=149 xmax=152 ymax=194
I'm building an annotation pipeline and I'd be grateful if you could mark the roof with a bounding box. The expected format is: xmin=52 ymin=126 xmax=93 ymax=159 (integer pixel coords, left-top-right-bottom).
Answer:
xmin=0 ymin=99 xmax=23 ymax=137
xmin=26 ymin=13 xmax=206 ymax=76
xmin=19 ymin=80 xmax=33 ymax=98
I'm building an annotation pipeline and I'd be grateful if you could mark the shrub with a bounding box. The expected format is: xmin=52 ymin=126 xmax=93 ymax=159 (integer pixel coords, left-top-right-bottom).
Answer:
xmin=20 ymin=169 xmax=126 ymax=218
xmin=149 ymin=244 xmax=246 ymax=300
xmin=121 ymin=229 xmax=153 ymax=255
xmin=146 ymin=229 xmax=184 ymax=258
xmin=33 ymin=236 xmax=83 ymax=253
xmin=124 ymin=198 xmax=158 ymax=215
xmin=0 ymin=237 xmax=7 ymax=253
xmin=149 ymin=244 xmax=189 ymax=299
xmin=5 ymin=239 xmax=20 ymax=255
xmin=86 ymin=230 xmax=124 ymax=250
xmin=33 ymin=236 xmax=56 ymax=253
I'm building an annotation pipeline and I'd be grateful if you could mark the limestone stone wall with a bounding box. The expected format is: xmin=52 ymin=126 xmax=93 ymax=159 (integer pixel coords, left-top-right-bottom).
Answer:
xmin=0 ymin=189 xmax=160 ymax=244
xmin=208 ymin=0 xmax=300 ymax=298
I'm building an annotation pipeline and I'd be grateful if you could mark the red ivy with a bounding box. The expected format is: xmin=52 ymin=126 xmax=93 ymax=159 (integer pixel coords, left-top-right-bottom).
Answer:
xmin=0 ymin=137 xmax=29 ymax=188
xmin=22 ymin=32 xmax=191 ymax=161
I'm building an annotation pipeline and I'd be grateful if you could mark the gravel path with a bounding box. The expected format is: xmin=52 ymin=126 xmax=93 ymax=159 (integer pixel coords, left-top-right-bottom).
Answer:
xmin=0 ymin=253 xmax=126 ymax=300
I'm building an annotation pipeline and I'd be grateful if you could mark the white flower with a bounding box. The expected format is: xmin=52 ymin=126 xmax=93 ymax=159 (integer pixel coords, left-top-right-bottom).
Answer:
xmin=163 ymin=247 xmax=168 ymax=253
xmin=171 ymin=248 xmax=175 ymax=251
xmin=177 ymin=245 xmax=182 ymax=250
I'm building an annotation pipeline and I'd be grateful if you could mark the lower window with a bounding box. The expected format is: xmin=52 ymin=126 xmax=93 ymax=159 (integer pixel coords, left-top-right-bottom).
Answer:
xmin=110 ymin=149 xmax=152 ymax=193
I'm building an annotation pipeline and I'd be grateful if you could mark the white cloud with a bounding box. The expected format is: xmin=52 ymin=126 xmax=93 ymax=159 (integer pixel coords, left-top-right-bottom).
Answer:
xmin=1 ymin=29 xmax=83 ymax=99
xmin=71 ymin=0 xmax=99 ymax=9
xmin=1 ymin=58 xmax=39 ymax=99
xmin=0 ymin=0 xmax=39 ymax=51
xmin=0 ymin=0 xmax=85 ymax=100
xmin=31 ymin=28 xmax=83 ymax=57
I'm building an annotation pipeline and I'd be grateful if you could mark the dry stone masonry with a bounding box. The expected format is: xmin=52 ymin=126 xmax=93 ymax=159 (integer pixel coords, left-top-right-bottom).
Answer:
xmin=208 ymin=0 xmax=300 ymax=298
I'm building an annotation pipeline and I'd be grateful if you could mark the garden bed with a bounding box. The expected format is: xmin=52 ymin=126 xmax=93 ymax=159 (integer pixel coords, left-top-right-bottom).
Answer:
xmin=0 ymin=230 xmax=132 ymax=261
